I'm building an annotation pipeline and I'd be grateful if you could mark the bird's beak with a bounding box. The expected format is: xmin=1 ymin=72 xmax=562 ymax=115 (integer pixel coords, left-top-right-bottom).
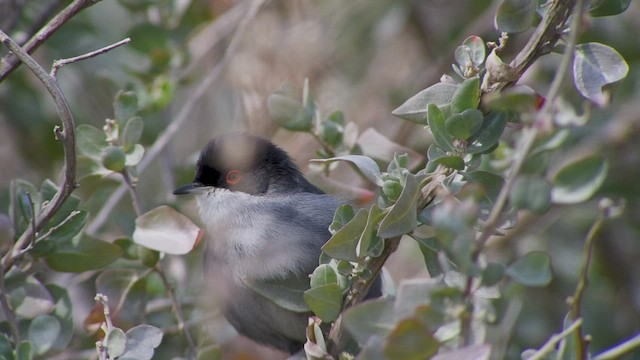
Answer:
xmin=173 ymin=183 xmax=203 ymax=195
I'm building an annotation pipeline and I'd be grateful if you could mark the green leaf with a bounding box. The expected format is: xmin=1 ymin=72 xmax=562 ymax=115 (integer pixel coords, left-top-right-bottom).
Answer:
xmin=551 ymin=155 xmax=608 ymax=204
xmin=44 ymin=234 xmax=122 ymax=272
xmin=445 ymin=109 xmax=483 ymax=140
xmin=43 ymin=210 xmax=88 ymax=242
xmin=495 ymin=0 xmax=537 ymax=33
xmin=310 ymin=264 xmax=339 ymax=288
xmin=450 ymin=77 xmax=480 ymax=114
xmin=28 ymin=315 xmax=61 ymax=355
xmin=329 ymin=204 xmax=355 ymax=234
xmin=125 ymin=144 xmax=145 ymax=166
xmin=114 ymin=91 xmax=139 ymax=122
xmin=128 ymin=24 xmax=169 ymax=54
xmin=427 ymin=104 xmax=455 ymax=153
xmin=0 ymin=333 xmax=12 ymax=360
xmin=343 ymin=297 xmax=397 ymax=345
xmin=588 ymin=0 xmax=631 ymax=17
xmin=466 ymin=111 xmax=507 ymax=154
xmin=119 ymin=325 xmax=163 ymax=360
xmin=322 ymin=208 xmax=368 ymax=262
xmin=8 ymin=276 xmax=54 ymax=319
xmin=383 ymin=318 xmax=439 ymax=360
xmin=10 ymin=179 xmax=40 ymax=235
xmin=394 ymin=278 xmax=440 ymax=319
xmin=483 ymin=86 xmax=540 ymax=113
xmin=573 ymin=42 xmax=629 ymax=102
xmin=481 ymin=262 xmax=506 ymax=287
xmin=432 ymin=156 xmax=465 ymax=171
xmin=392 ymin=83 xmax=459 ymax=124
xmin=506 ymin=251 xmax=552 ymax=287
xmin=267 ymin=84 xmax=313 ymax=132
xmin=76 ymin=124 xmax=107 ymax=161
xmin=41 ymin=179 xmax=81 ymax=227
xmin=122 ymin=116 xmax=143 ymax=152
xmin=242 ymin=274 xmax=310 ymax=313
xmin=358 ymin=204 xmax=384 ymax=256
xmin=412 ymin=236 xmax=443 ymax=277
xmin=431 ymin=345 xmax=492 ymax=360
xmin=322 ymin=112 xmax=344 ymax=147
xmin=461 ymin=171 xmax=505 ymax=205
xmin=378 ymin=173 xmax=426 ymax=239
xmin=106 ymin=328 xmax=127 ymax=358
xmin=133 ymin=205 xmax=202 ymax=255
xmin=96 ymin=269 xmax=147 ymax=328
xmin=303 ymin=283 xmax=343 ymax=322
xmin=46 ymin=285 xmax=74 ymax=351
xmin=510 ymin=176 xmax=552 ymax=214
xmin=16 ymin=342 xmax=32 ymax=360
xmin=311 ymin=155 xmax=384 ymax=186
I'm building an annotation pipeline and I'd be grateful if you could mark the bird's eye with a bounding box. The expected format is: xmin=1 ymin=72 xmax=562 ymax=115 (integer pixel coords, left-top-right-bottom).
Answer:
xmin=225 ymin=170 xmax=242 ymax=185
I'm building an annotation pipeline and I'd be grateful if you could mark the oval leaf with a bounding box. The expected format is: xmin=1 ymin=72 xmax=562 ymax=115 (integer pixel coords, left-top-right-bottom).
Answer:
xmin=322 ymin=208 xmax=368 ymax=262
xmin=495 ymin=0 xmax=537 ymax=33
xmin=310 ymin=264 xmax=339 ymax=288
xmin=573 ymin=43 xmax=629 ymax=102
xmin=267 ymin=86 xmax=313 ymax=132
xmin=123 ymin=116 xmax=143 ymax=152
xmin=445 ymin=109 xmax=483 ymax=140
xmin=392 ymin=83 xmax=459 ymax=124
xmin=133 ymin=205 xmax=202 ymax=255
xmin=106 ymin=328 xmax=127 ymax=358
xmin=242 ymin=274 xmax=310 ymax=313
xmin=383 ymin=318 xmax=439 ymax=360
xmin=378 ymin=173 xmax=426 ymax=239
xmin=466 ymin=111 xmax=507 ymax=154
xmin=28 ymin=315 xmax=61 ymax=355
xmin=343 ymin=297 xmax=397 ymax=345
xmin=76 ymin=124 xmax=107 ymax=161
xmin=45 ymin=235 xmax=122 ymax=272
xmin=506 ymin=251 xmax=552 ymax=287
xmin=588 ymin=0 xmax=631 ymax=17
xmin=303 ymin=283 xmax=343 ymax=322
xmin=510 ymin=176 xmax=552 ymax=214
xmin=119 ymin=325 xmax=163 ymax=360
xmin=450 ymin=77 xmax=480 ymax=114
xmin=311 ymin=155 xmax=384 ymax=186
xmin=114 ymin=91 xmax=139 ymax=122
xmin=427 ymin=104 xmax=455 ymax=153
xmin=551 ymin=155 xmax=608 ymax=204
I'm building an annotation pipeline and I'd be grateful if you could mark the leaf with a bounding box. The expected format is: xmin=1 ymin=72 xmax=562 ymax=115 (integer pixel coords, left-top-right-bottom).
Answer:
xmin=43 ymin=210 xmax=88 ymax=242
xmin=466 ymin=111 xmax=507 ymax=154
xmin=267 ymin=84 xmax=313 ymax=132
xmin=309 ymin=264 xmax=339 ymax=288
xmin=312 ymin=155 xmax=384 ymax=186
xmin=46 ymin=285 xmax=74 ymax=351
xmin=9 ymin=179 xmax=40 ymax=235
xmin=392 ymin=83 xmax=459 ymax=124
xmin=16 ymin=341 xmax=32 ymax=360
xmin=462 ymin=36 xmax=486 ymax=68
xmin=432 ymin=344 xmax=491 ymax=360
xmin=412 ymin=236 xmax=443 ymax=277
xmin=76 ymin=124 xmax=107 ymax=161
xmin=8 ymin=276 xmax=55 ymax=318
xmin=128 ymin=24 xmax=169 ymax=54
xmin=114 ymin=91 xmax=139 ymax=122
xmin=96 ymin=269 xmax=147 ymax=329
xmin=242 ymin=274 xmax=310 ymax=313
xmin=450 ymin=77 xmax=480 ymax=114
xmin=106 ymin=328 xmax=127 ymax=358
xmin=0 ymin=333 xmax=12 ymax=360
xmin=506 ymin=251 xmax=552 ymax=286
xmin=322 ymin=208 xmax=368 ymax=262
xmin=427 ymin=104 xmax=454 ymax=153
xmin=119 ymin=325 xmax=163 ymax=360
xmin=383 ymin=318 xmax=439 ymax=360
xmin=573 ymin=43 xmax=629 ymax=102
xmin=432 ymin=156 xmax=465 ymax=171
xmin=133 ymin=205 xmax=202 ymax=255
xmin=303 ymin=284 xmax=343 ymax=322
xmin=510 ymin=176 xmax=552 ymax=214
xmin=40 ymin=179 xmax=81 ymax=228
xmin=44 ymin=234 xmax=122 ymax=272
xmin=445 ymin=109 xmax=483 ymax=140
xmin=461 ymin=171 xmax=504 ymax=205
xmin=482 ymin=86 xmax=540 ymax=113
xmin=481 ymin=262 xmax=506 ymax=287
xmin=495 ymin=0 xmax=537 ymax=33
xmin=358 ymin=204 xmax=384 ymax=256
xmin=125 ymin=144 xmax=145 ymax=166
xmin=28 ymin=315 xmax=61 ymax=355
xmin=329 ymin=204 xmax=355 ymax=234
xmin=394 ymin=278 xmax=440 ymax=319
xmin=343 ymin=297 xmax=397 ymax=345
xmin=122 ymin=116 xmax=143 ymax=152
xmin=588 ymin=0 xmax=631 ymax=17
xmin=551 ymin=155 xmax=608 ymax=204
xmin=378 ymin=173 xmax=426 ymax=239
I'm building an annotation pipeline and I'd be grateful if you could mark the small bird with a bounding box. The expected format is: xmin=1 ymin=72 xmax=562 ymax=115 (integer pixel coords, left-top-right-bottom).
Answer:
xmin=174 ymin=133 xmax=379 ymax=354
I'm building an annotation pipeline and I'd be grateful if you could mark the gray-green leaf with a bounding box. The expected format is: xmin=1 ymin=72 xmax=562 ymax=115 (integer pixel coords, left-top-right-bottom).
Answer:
xmin=573 ymin=43 xmax=629 ymax=102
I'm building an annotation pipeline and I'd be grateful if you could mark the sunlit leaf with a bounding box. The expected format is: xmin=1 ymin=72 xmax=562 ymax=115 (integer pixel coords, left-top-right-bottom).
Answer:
xmin=495 ymin=0 xmax=537 ymax=33
xmin=506 ymin=251 xmax=552 ymax=287
xmin=303 ymin=284 xmax=343 ymax=322
xmin=573 ymin=43 xmax=629 ymax=102
xmin=125 ymin=144 xmax=145 ymax=166
xmin=551 ymin=155 xmax=608 ymax=204
xmin=392 ymin=83 xmax=459 ymax=124
xmin=311 ymin=155 xmax=384 ymax=186
xmin=133 ymin=205 xmax=202 ymax=255
xmin=9 ymin=276 xmax=55 ymax=318
xmin=309 ymin=264 xmax=339 ymax=288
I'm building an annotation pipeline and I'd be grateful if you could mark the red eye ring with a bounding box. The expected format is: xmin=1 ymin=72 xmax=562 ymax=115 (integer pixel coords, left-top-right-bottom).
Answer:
xmin=226 ymin=170 xmax=242 ymax=185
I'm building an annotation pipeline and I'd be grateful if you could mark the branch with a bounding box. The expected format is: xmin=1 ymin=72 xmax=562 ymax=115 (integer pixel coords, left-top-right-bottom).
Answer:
xmin=50 ymin=37 xmax=130 ymax=77
xmin=593 ymin=334 xmax=640 ymax=360
xmin=526 ymin=318 xmax=583 ymax=360
xmin=0 ymin=30 xmax=77 ymax=272
xmin=0 ymin=0 xmax=103 ymax=82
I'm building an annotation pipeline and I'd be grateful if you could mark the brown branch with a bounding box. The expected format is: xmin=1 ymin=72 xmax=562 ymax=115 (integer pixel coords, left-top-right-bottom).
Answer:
xmin=0 ymin=0 xmax=103 ymax=82
xmin=50 ymin=37 xmax=130 ymax=77
xmin=0 ymin=30 xmax=77 ymax=272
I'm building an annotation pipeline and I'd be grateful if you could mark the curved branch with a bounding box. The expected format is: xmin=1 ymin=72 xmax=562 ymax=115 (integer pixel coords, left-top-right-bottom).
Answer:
xmin=0 ymin=30 xmax=77 ymax=271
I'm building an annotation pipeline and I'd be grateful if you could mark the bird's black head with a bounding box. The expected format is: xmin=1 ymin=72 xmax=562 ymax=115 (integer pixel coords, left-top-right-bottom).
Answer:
xmin=173 ymin=133 xmax=323 ymax=196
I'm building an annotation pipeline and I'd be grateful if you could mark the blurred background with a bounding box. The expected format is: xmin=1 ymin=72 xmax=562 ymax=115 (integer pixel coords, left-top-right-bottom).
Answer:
xmin=1 ymin=0 xmax=639 ymax=359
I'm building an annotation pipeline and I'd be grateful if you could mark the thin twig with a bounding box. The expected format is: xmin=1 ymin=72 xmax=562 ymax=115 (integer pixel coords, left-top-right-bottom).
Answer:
xmin=120 ymin=169 xmax=143 ymax=217
xmin=592 ymin=334 xmax=640 ymax=360
xmin=0 ymin=0 xmax=104 ymax=82
xmin=86 ymin=0 xmax=269 ymax=235
xmin=0 ymin=30 xmax=77 ymax=273
xmin=50 ymin=37 xmax=130 ymax=78
xmin=526 ymin=318 xmax=583 ymax=360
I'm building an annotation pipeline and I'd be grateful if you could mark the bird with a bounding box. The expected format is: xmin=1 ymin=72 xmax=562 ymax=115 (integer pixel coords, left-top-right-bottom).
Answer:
xmin=173 ymin=133 xmax=380 ymax=354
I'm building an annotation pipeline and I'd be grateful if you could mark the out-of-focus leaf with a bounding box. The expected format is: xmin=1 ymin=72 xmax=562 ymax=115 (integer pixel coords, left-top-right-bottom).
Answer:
xmin=378 ymin=173 xmax=426 ymax=239
xmin=125 ymin=144 xmax=145 ymax=166
xmin=394 ymin=278 xmax=440 ymax=319
xmin=323 ymin=208 xmax=368 ymax=262
xmin=128 ymin=24 xmax=169 ymax=53
xmin=450 ymin=77 xmax=480 ymax=114
xmin=356 ymin=336 xmax=386 ymax=360
xmin=495 ymin=0 xmax=537 ymax=33
xmin=392 ymin=83 xmax=459 ymax=124
xmin=96 ymin=269 xmax=147 ymax=329
xmin=357 ymin=128 xmax=424 ymax=168
xmin=44 ymin=234 xmax=122 ymax=272
xmin=16 ymin=341 xmax=32 ymax=360
xmin=101 ymin=146 xmax=126 ymax=172
xmin=242 ymin=274 xmax=310 ymax=313
xmin=28 ymin=315 xmax=61 ymax=355
xmin=9 ymin=276 xmax=55 ymax=318
xmin=76 ymin=124 xmax=107 ymax=161
xmin=132 ymin=205 xmax=202 ymax=255
xmin=427 ymin=104 xmax=455 ymax=153
xmin=0 ymin=333 xmax=12 ymax=359
xmin=483 ymin=86 xmax=540 ymax=113
xmin=383 ymin=318 xmax=439 ymax=360
xmin=267 ymin=84 xmax=313 ymax=132
xmin=343 ymin=297 xmax=397 ymax=345
xmin=322 ymin=111 xmax=344 ymax=146
xmin=46 ymin=285 xmax=74 ymax=351
xmin=122 ymin=116 xmax=143 ymax=152
xmin=432 ymin=344 xmax=491 ymax=360
xmin=481 ymin=262 xmax=506 ymax=287
xmin=551 ymin=155 xmax=608 ymax=204
xmin=311 ymin=155 xmax=384 ymax=186
xmin=40 ymin=179 xmax=80 ymax=228
xmin=463 ymin=36 xmax=486 ymax=68
xmin=412 ymin=236 xmax=443 ymax=277
xmin=303 ymin=284 xmax=343 ymax=322
xmin=461 ymin=171 xmax=504 ymax=205
xmin=588 ymin=0 xmax=631 ymax=17
xmin=106 ymin=328 xmax=127 ymax=358
xmin=118 ymin=325 xmax=163 ymax=360
xmin=466 ymin=111 xmax=507 ymax=154
xmin=510 ymin=176 xmax=552 ymax=214
xmin=506 ymin=251 xmax=552 ymax=287
xmin=573 ymin=43 xmax=629 ymax=102
xmin=10 ymin=179 xmax=40 ymax=235
xmin=114 ymin=91 xmax=138 ymax=122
